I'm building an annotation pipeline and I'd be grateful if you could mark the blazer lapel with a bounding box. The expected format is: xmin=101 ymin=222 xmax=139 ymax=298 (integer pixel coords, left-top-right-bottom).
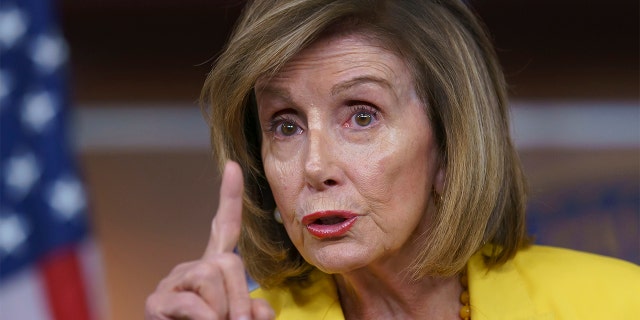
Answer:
xmin=467 ymin=247 xmax=552 ymax=320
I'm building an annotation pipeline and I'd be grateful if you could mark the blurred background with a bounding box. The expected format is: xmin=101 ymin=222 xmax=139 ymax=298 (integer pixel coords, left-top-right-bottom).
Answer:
xmin=1 ymin=0 xmax=638 ymax=319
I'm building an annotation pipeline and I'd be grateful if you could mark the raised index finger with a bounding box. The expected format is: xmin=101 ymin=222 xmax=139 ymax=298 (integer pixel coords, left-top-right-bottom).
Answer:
xmin=203 ymin=161 xmax=244 ymax=258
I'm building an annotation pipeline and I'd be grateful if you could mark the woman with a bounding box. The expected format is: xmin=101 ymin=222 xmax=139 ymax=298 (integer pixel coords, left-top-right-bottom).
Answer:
xmin=145 ymin=1 xmax=640 ymax=319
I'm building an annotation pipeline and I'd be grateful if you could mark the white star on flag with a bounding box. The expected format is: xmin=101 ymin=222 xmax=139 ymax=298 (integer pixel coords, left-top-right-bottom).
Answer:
xmin=3 ymin=151 xmax=41 ymax=200
xmin=0 ymin=213 xmax=30 ymax=255
xmin=30 ymin=34 xmax=68 ymax=73
xmin=21 ymin=90 xmax=57 ymax=133
xmin=48 ymin=176 xmax=87 ymax=221
xmin=0 ymin=7 xmax=28 ymax=49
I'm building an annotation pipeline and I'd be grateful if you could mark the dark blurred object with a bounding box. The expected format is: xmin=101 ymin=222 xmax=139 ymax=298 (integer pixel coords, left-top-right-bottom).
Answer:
xmin=471 ymin=0 xmax=638 ymax=100
xmin=59 ymin=0 xmax=638 ymax=103
xmin=59 ymin=0 xmax=245 ymax=103
xmin=528 ymin=179 xmax=639 ymax=264
xmin=522 ymin=148 xmax=639 ymax=264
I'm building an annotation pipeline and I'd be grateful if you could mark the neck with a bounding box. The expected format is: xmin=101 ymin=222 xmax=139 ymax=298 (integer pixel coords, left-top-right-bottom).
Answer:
xmin=333 ymin=263 xmax=462 ymax=320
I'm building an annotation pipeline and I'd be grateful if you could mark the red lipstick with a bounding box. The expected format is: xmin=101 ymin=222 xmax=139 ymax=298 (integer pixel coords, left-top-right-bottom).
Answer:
xmin=302 ymin=210 xmax=358 ymax=239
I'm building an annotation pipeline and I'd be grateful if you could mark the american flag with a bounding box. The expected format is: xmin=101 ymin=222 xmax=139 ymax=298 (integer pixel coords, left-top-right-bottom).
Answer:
xmin=0 ymin=0 xmax=104 ymax=319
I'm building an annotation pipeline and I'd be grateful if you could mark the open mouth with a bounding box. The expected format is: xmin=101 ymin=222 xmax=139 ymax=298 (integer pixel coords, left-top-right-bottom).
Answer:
xmin=314 ymin=216 xmax=348 ymax=225
xmin=302 ymin=211 xmax=358 ymax=239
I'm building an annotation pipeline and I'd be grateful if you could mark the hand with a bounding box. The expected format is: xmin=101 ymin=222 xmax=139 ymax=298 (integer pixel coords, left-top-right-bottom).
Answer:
xmin=145 ymin=161 xmax=275 ymax=320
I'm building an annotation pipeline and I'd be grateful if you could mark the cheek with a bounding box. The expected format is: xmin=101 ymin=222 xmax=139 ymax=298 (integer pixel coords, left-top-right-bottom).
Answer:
xmin=355 ymin=151 xmax=391 ymax=199
xmin=353 ymin=130 xmax=435 ymax=205
xmin=263 ymin=154 xmax=307 ymax=246
xmin=262 ymin=152 xmax=302 ymax=212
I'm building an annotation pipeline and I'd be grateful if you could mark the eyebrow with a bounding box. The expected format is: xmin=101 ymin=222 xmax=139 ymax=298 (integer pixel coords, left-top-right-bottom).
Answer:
xmin=330 ymin=75 xmax=394 ymax=96
xmin=254 ymin=85 xmax=295 ymax=110
xmin=255 ymin=84 xmax=291 ymax=100
xmin=255 ymin=74 xmax=395 ymax=106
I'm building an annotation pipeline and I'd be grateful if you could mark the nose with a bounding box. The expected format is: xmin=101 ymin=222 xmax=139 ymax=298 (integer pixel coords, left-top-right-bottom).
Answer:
xmin=303 ymin=129 xmax=340 ymax=191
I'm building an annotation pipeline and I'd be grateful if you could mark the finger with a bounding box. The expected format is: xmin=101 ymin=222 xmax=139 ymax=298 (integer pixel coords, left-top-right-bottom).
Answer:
xmin=178 ymin=261 xmax=229 ymax=316
xmin=251 ymin=298 xmax=276 ymax=320
xmin=155 ymin=261 xmax=198 ymax=292
xmin=145 ymin=291 xmax=218 ymax=320
xmin=154 ymin=260 xmax=229 ymax=316
xmin=217 ymin=253 xmax=252 ymax=320
xmin=144 ymin=292 xmax=171 ymax=320
xmin=204 ymin=161 xmax=245 ymax=258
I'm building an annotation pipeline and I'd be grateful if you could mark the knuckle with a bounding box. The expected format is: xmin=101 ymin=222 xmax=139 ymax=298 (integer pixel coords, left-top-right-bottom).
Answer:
xmin=173 ymin=293 xmax=199 ymax=310
xmin=144 ymin=293 xmax=165 ymax=318
xmin=252 ymin=298 xmax=276 ymax=320
xmin=144 ymin=294 xmax=157 ymax=313
xmin=217 ymin=253 xmax=244 ymax=269
xmin=170 ymin=261 xmax=196 ymax=274
xmin=156 ymin=276 xmax=175 ymax=291
xmin=156 ymin=292 xmax=220 ymax=320
xmin=186 ymin=261 xmax=220 ymax=280
xmin=155 ymin=261 xmax=197 ymax=291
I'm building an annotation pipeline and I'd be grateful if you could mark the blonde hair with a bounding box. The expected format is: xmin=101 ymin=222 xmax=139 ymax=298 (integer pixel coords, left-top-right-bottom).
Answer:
xmin=201 ymin=0 xmax=528 ymax=288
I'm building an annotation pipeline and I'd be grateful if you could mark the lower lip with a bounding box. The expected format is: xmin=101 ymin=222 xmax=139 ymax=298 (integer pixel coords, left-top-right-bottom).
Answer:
xmin=305 ymin=216 xmax=358 ymax=239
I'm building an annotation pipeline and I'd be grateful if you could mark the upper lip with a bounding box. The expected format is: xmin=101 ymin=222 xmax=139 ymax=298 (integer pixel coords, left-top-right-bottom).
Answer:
xmin=301 ymin=210 xmax=357 ymax=226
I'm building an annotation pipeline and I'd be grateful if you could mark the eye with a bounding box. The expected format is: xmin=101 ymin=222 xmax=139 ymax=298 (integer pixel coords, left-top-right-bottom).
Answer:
xmin=348 ymin=105 xmax=379 ymax=128
xmin=353 ymin=112 xmax=372 ymax=126
xmin=278 ymin=120 xmax=300 ymax=136
xmin=267 ymin=113 xmax=303 ymax=138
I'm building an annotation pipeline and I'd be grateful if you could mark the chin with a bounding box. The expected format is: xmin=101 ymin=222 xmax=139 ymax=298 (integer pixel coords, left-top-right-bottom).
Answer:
xmin=302 ymin=241 xmax=374 ymax=274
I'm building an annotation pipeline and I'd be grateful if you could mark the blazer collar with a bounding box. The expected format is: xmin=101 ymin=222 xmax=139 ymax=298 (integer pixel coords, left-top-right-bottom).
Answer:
xmin=468 ymin=246 xmax=552 ymax=320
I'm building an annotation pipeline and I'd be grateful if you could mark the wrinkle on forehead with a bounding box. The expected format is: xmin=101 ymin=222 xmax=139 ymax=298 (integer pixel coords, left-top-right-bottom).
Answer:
xmin=255 ymin=33 xmax=408 ymax=103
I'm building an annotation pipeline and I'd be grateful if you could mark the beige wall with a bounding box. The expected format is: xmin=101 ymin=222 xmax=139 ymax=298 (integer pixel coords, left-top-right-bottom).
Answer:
xmin=82 ymin=152 xmax=218 ymax=320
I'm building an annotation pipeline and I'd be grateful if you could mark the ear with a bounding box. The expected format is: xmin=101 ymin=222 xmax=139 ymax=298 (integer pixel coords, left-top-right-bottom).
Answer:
xmin=434 ymin=164 xmax=446 ymax=195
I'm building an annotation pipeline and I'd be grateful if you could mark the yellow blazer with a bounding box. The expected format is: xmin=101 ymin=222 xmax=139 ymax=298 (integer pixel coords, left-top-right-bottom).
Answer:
xmin=251 ymin=246 xmax=640 ymax=319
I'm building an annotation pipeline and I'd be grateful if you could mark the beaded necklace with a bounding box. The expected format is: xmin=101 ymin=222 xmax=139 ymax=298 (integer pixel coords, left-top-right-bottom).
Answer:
xmin=459 ymin=269 xmax=471 ymax=319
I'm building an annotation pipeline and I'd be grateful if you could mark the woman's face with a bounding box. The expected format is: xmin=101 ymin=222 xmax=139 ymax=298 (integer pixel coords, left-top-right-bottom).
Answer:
xmin=256 ymin=33 xmax=444 ymax=274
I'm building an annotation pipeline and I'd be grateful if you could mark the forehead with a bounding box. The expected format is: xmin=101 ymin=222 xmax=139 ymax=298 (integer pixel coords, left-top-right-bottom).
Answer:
xmin=255 ymin=32 xmax=411 ymax=90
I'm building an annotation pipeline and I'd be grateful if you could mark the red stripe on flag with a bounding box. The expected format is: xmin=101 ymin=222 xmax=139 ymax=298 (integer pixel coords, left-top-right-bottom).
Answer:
xmin=39 ymin=246 xmax=92 ymax=320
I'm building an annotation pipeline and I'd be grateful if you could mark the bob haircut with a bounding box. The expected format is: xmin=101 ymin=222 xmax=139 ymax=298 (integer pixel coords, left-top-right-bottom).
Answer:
xmin=201 ymin=0 xmax=528 ymax=288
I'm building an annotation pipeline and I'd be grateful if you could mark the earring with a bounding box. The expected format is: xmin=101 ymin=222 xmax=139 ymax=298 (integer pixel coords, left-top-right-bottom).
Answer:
xmin=432 ymin=189 xmax=444 ymax=206
xmin=273 ymin=207 xmax=283 ymax=224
